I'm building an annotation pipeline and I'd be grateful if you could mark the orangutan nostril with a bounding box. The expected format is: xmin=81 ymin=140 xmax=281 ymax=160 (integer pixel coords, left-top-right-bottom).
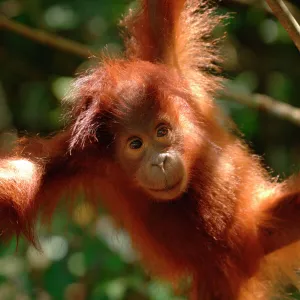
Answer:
xmin=152 ymin=161 xmax=164 ymax=169
xmin=151 ymin=154 xmax=168 ymax=169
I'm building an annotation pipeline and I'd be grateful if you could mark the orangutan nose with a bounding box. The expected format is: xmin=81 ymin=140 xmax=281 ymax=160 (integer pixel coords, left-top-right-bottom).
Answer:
xmin=151 ymin=153 xmax=168 ymax=170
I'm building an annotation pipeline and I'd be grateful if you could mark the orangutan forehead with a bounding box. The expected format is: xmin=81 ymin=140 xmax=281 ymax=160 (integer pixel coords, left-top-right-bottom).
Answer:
xmin=110 ymin=74 xmax=184 ymax=131
xmin=116 ymin=97 xmax=161 ymax=131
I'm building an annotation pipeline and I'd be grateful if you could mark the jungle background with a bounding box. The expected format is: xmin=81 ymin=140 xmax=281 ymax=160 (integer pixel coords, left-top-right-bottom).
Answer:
xmin=1 ymin=0 xmax=300 ymax=299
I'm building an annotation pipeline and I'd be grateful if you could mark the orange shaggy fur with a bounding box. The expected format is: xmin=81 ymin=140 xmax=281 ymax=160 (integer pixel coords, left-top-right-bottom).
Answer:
xmin=0 ymin=1 xmax=300 ymax=299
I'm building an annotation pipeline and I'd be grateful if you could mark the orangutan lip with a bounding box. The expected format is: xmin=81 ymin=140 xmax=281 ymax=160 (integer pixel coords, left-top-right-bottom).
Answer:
xmin=149 ymin=180 xmax=182 ymax=192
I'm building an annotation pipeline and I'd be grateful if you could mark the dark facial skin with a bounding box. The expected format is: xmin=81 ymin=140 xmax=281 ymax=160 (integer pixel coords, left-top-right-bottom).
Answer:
xmin=114 ymin=102 xmax=188 ymax=201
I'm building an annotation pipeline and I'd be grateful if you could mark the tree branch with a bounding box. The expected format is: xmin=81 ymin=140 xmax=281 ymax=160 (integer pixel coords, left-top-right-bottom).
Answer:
xmin=220 ymin=90 xmax=300 ymax=126
xmin=1 ymin=15 xmax=300 ymax=126
xmin=0 ymin=15 xmax=93 ymax=59
xmin=265 ymin=0 xmax=300 ymax=51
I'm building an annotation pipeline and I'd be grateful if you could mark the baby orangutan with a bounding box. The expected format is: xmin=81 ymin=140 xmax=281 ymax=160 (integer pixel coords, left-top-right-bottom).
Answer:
xmin=1 ymin=0 xmax=300 ymax=299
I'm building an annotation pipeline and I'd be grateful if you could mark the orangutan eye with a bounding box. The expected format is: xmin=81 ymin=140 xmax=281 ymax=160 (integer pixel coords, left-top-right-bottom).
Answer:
xmin=156 ymin=125 xmax=169 ymax=138
xmin=129 ymin=138 xmax=143 ymax=149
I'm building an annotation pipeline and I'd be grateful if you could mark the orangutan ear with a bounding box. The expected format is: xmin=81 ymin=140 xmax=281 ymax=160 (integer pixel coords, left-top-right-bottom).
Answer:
xmin=259 ymin=191 xmax=300 ymax=255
